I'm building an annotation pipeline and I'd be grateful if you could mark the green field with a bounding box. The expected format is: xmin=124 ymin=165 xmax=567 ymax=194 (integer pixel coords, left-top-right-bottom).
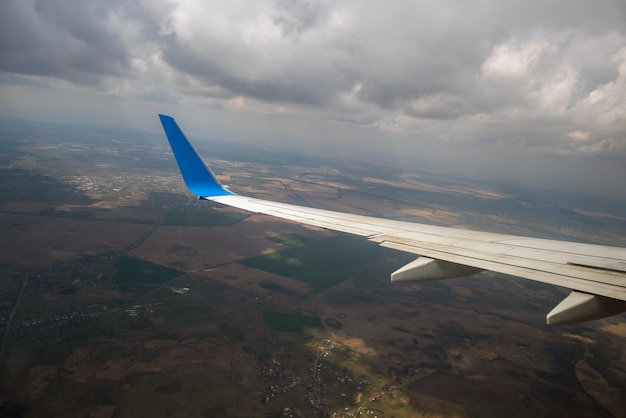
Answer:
xmin=113 ymin=256 xmax=184 ymax=296
xmin=163 ymin=211 xmax=247 ymax=226
xmin=154 ymin=304 xmax=215 ymax=326
xmin=240 ymin=345 xmax=273 ymax=364
xmin=241 ymin=235 xmax=378 ymax=297
xmin=263 ymin=311 xmax=323 ymax=333
xmin=267 ymin=233 xmax=315 ymax=247
xmin=111 ymin=364 xmax=245 ymax=418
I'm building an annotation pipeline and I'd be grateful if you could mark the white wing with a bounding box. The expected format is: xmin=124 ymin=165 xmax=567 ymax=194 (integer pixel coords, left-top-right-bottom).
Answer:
xmin=159 ymin=114 xmax=626 ymax=325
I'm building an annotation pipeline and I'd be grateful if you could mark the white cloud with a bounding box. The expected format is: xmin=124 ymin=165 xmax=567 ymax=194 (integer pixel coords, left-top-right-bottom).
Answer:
xmin=574 ymin=138 xmax=626 ymax=157
xmin=482 ymin=38 xmax=549 ymax=80
xmin=531 ymin=65 xmax=578 ymax=114
xmin=567 ymin=130 xmax=590 ymax=141
xmin=572 ymin=47 xmax=626 ymax=138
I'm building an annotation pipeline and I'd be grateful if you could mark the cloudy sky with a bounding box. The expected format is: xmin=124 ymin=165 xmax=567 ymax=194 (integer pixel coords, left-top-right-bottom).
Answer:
xmin=1 ymin=0 xmax=625 ymax=197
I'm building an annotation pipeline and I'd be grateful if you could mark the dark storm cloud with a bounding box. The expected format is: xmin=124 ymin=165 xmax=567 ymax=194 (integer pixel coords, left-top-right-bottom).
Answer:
xmin=160 ymin=34 xmax=352 ymax=106
xmin=2 ymin=0 xmax=624 ymax=110
xmin=273 ymin=0 xmax=323 ymax=35
xmin=0 ymin=0 xmax=624 ymax=163
xmin=0 ymin=0 xmax=139 ymax=84
xmin=151 ymin=0 xmax=626 ymax=138
xmin=156 ymin=1 xmax=492 ymax=109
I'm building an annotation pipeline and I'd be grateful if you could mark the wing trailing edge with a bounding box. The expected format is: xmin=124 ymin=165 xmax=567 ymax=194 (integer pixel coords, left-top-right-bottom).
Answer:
xmin=159 ymin=114 xmax=626 ymax=325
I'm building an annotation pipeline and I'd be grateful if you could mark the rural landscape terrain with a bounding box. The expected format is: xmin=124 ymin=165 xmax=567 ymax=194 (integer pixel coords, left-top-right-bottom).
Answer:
xmin=1 ymin=119 xmax=626 ymax=417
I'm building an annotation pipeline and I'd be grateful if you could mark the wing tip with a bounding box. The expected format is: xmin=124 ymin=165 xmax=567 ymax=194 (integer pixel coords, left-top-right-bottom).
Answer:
xmin=159 ymin=113 xmax=233 ymax=198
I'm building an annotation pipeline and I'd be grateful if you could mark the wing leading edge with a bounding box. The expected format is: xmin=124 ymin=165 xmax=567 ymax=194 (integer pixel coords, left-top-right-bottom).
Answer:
xmin=159 ymin=114 xmax=626 ymax=325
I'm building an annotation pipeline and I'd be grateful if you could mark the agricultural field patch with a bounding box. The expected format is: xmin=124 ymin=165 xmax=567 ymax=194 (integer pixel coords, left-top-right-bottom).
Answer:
xmin=267 ymin=233 xmax=315 ymax=247
xmin=240 ymin=235 xmax=378 ymax=298
xmin=163 ymin=211 xmax=247 ymax=227
xmin=113 ymin=256 xmax=184 ymax=296
xmin=263 ymin=311 xmax=323 ymax=333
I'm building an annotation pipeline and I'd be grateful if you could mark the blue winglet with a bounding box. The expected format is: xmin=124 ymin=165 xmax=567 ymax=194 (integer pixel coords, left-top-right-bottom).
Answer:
xmin=159 ymin=114 xmax=232 ymax=198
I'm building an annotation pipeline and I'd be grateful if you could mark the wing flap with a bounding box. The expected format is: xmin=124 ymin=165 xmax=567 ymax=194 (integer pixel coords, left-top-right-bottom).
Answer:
xmin=567 ymin=259 xmax=626 ymax=273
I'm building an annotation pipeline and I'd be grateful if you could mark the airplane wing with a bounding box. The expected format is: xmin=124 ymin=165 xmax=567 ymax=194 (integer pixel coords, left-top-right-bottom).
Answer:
xmin=159 ymin=114 xmax=626 ymax=325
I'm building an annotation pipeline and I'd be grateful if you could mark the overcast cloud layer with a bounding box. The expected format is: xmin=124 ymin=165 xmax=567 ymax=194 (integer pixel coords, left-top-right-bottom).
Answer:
xmin=1 ymin=0 xmax=625 ymax=196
